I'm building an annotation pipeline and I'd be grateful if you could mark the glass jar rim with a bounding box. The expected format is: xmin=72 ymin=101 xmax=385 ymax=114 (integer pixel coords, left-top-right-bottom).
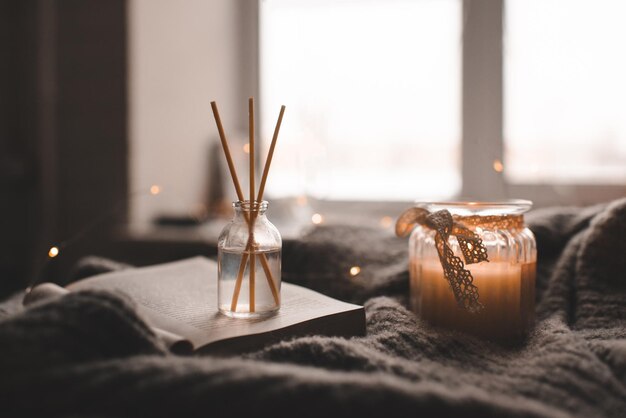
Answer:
xmin=233 ymin=200 xmax=269 ymax=212
xmin=415 ymin=199 xmax=532 ymax=216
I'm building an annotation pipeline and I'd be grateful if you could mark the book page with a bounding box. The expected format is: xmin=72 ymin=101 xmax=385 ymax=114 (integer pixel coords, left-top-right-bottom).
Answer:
xmin=67 ymin=257 xmax=362 ymax=349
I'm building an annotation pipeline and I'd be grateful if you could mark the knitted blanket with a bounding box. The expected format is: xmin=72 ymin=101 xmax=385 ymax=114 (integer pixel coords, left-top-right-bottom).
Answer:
xmin=1 ymin=199 xmax=625 ymax=418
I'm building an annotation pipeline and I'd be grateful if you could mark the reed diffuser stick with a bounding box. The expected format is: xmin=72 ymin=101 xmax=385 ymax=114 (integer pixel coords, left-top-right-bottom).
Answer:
xmin=253 ymin=105 xmax=285 ymax=305
xmin=249 ymin=97 xmax=256 ymax=212
xmin=248 ymin=97 xmax=256 ymax=313
xmin=231 ymin=253 xmax=248 ymax=312
xmin=257 ymin=105 xmax=285 ymax=201
xmin=210 ymin=100 xmax=282 ymax=312
xmin=210 ymin=101 xmax=259 ymax=311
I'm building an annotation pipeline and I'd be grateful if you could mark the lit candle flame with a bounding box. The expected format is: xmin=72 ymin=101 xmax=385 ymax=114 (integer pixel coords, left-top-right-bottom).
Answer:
xmin=493 ymin=159 xmax=504 ymax=173
xmin=349 ymin=266 xmax=361 ymax=277
xmin=150 ymin=185 xmax=161 ymax=195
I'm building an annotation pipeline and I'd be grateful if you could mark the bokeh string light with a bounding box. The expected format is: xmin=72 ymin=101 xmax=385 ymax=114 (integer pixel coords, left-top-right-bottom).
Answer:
xmin=25 ymin=184 xmax=165 ymax=294
xmin=493 ymin=159 xmax=504 ymax=173
xmin=47 ymin=246 xmax=59 ymax=258
xmin=311 ymin=213 xmax=324 ymax=225
xmin=27 ymin=158 xmax=507 ymax=296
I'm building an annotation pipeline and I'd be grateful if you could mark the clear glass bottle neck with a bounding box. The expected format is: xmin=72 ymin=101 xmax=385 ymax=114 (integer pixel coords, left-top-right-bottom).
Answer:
xmin=233 ymin=200 xmax=268 ymax=219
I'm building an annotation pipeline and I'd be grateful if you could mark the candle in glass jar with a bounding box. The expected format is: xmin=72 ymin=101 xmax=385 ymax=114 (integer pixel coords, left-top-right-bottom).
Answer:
xmin=411 ymin=259 xmax=536 ymax=343
xmin=401 ymin=200 xmax=538 ymax=343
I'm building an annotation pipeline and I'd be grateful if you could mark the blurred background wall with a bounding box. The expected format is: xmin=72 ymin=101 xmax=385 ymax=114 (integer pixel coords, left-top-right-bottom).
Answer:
xmin=0 ymin=0 xmax=256 ymax=295
xmin=1 ymin=0 xmax=128 ymax=294
xmin=129 ymin=0 xmax=257 ymax=225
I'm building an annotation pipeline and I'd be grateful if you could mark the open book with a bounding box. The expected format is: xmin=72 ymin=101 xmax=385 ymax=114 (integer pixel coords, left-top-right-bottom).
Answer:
xmin=25 ymin=257 xmax=365 ymax=354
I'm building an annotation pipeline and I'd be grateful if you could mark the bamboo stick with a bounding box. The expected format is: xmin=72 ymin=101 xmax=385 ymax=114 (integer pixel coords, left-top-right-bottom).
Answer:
xmin=257 ymin=105 xmax=285 ymax=201
xmin=254 ymin=105 xmax=285 ymax=303
xmin=248 ymin=97 xmax=256 ymax=313
xmin=249 ymin=97 xmax=255 ymax=215
xmin=211 ymin=101 xmax=257 ymax=311
xmin=230 ymin=252 xmax=248 ymax=312
xmin=210 ymin=100 xmax=283 ymax=313
xmin=260 ymin=254 xmax=280 ymax=304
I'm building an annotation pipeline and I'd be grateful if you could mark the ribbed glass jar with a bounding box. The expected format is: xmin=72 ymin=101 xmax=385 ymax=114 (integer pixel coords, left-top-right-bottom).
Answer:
xmin=409 ymin=200 xmax=537 ymax=343
xmin=218 ymin=200 xmax=281 ymax=318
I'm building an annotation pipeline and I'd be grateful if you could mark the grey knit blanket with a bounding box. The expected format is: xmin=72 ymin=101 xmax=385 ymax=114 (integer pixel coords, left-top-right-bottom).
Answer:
xmin=1 ymin=199 xmax=625 ymax=418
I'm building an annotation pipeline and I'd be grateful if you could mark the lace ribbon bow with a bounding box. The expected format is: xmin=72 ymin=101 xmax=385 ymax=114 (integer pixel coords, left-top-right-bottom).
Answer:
xmin=396 ymin=207 xmax=489 ymax=313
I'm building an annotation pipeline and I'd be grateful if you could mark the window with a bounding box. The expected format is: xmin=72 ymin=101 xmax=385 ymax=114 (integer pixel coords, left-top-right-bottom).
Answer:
xmin=259 ymin=0 xmax=626 ymax=206
xmin=505 ymin=0 xmax=626 ymax=184
xmin=260 ymin=0 xmax=461 ymax=201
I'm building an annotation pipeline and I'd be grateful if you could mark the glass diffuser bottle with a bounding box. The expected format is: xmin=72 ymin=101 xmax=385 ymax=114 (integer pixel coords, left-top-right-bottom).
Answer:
xmin=406 ymin=200 xmax=537 ymax=343
xmin=218 ymin=200 xmax=281 ymax=318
